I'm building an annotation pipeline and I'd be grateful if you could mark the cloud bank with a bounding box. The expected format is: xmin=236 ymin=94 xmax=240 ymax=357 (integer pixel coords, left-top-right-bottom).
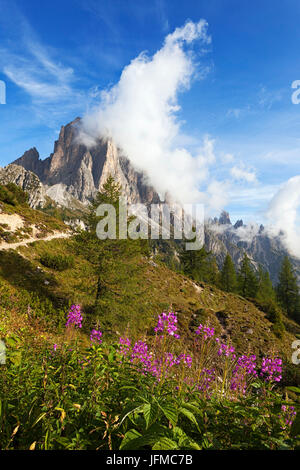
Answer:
xmin=79 ymin=20 xmax=229 ymax=210
xmin=265 ymin=175 xmax=300 ymax=258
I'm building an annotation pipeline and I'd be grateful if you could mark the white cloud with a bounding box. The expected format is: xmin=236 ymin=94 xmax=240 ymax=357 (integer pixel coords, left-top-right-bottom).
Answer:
xmin=79 ymin=20 xmax=227 ymax=211
xmin=230 ymin=165 xmax=257 ymax=184
xmin=265 ymin=175 xmax=300 ymax=258
xmin=234 ymin=223 xmax=260 ymax=243
xmin=2 ymin=44 xmax=76 ymax=103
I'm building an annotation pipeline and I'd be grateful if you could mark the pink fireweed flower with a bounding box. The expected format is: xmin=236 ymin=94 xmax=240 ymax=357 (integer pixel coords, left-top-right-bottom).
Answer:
xmin=131 ymin=340 xmax=153 ymax=373
xmin=119 ymin=337 xmax=131 ymax=356
xmin=196 ymin=368 xmax=216 ymax=394
xmin=279 ymin=405 xmax=297 ymax=429
xmin=154 ymin=312 xmax=180 ymax=339
xmin=260 ymin=357 xmax=282 ymax=383
xmin=176 ymin=353 xmax=193 ymax=368
xmin=66 ymin=304 xmax=83 ymax=328
xmin=217 ymin=343 xmax=236 ymax=357
xmin=90 ymin=329 xmax=102 ymax=344
xmin=195 ymin=324 xmax=215 ymax=340
xmin=230 ymin=355 xmax=257 ymax=394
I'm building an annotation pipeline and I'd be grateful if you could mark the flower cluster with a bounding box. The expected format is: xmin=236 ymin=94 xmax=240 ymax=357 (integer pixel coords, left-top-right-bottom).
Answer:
xmin=260 ymin=357 xmax=282 ymax=383
xmin=66 ymin=304 xmax=83 ymax=329
xmin=131 ymin=340 xmax=153 ymax=373
xmin=119 ymin=337 xmax=131 ymax=356
xmin=217 ymin=343 xmax=236 ymax=357
xmin=154 ymin=312 xmax=180 ymax=339
xmin=195 ymin=324 xmax=215 ymax=340
xmin=176 ymin=353 xmax=193 ymax=368
xmin=197 ymin=368 xmax=216 ymax=394
xmin=116 ymin=317 xmax=285 ymax=399
xmin=230 ymin=355 xmax=257 ymax=394
xmin=119 ymin=326 xmax=192 ymax=381
xmin=279 ymin=405 xmax=297 ymax=429
xmin=90 ymin=329 xmax=102 ymax=344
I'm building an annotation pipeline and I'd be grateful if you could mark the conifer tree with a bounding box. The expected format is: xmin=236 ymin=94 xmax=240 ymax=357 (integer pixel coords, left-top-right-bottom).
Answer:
xmin=206 ymin=255 xmax=220 ymax=287
xmin=256 ymin=266 xmax=276 ymax=304
xmin=180 ymin=245 xmax=219 ymax=285
xmin=220 ymin=253 xmax=237 ymax=292
xmin=276 ymin=255 xmax=300 ymax=321
xmin=75 ymin=176 xmax=148 ymax=329
xmin=237 ymin=253 xmax=258 ymax=298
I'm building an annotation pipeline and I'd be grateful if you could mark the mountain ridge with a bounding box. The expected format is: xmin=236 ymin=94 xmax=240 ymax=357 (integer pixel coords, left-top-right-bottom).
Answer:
xmin=5 ymin=117 xmax=300 ymax=285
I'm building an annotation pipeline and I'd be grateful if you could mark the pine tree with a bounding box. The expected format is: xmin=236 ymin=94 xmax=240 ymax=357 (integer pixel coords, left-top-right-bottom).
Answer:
xmin=276 ymin=255 xmax=300 ymax=321
xmin=75 ymin=176 xmax=148 ymax=329
xmin=237 ymin=253 xmax=258 ymax=298
xmin=256 ymin=266 xmax=276 ymax=304
xmin=180 ymin=245 xmax=219 ymax=286
xmin=253 ymin=266 xmax=285 ymax=337
xmin=220 ymin=253 xmax=237 ymax=292
xmin=205 ymin=255 xmax=220 ymax=287
xmin=179 ymin=246 xmax=203 ymax=281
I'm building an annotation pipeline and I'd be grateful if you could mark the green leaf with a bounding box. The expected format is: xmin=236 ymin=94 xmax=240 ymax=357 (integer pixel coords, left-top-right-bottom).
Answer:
xmin=179 ymin=407 xmax=199 ymax=428
xmin=180 ymin=402 xmax=202 ymax=415
xmin=250 ymin=382 xmax=261 ymax=389
xmin=120 ymin=429 xmax=142 ymax=450
xmin=143 ymin=403 xmax=159 ymax=430
xmin=286 ymin=386 xmax=300 ymax=394
xmin=32 ymin=412 xmax=47 ymax=427
xmin=108 ymin=346 xmax=116 ymax=363
xmin=120 ymin=429 xmax=161 ymax=450
xmin=152 ymin=437 xmax=178 ymax=450
xmin=156 ymin=400 xmax=178 ymax=426
xmin=119 ymin=403 xmax=144 ymax=426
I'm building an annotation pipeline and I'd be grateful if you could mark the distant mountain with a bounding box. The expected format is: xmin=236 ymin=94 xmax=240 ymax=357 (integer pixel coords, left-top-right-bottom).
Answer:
xmin=12 ymin=117 xmax=160 ymax=207
xmin=4 ymin=118 xmax=300 ymax=285
xmin=205 ymin=211 xmax=300 ymax=285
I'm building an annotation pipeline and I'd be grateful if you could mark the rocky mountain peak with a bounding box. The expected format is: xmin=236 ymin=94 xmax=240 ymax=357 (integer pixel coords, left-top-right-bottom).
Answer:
xmin=13 ymin=147 xmax=43 ymax=176
xmin=219 ymin=211 xmax=231 ymax=225
xmin=234 ymin=219 xmax=244 ymax=229
xmin=12 ymin=118 xmax=160 ymax=207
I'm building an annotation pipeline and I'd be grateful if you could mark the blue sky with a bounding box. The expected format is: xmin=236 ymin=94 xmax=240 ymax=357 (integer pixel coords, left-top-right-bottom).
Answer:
xmin=1 ymin=0 xmax=300 ymax=226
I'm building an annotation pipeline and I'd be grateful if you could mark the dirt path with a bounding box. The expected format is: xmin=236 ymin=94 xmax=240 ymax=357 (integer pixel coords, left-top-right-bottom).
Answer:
xmin=0 ymin=213 xmax=24 ymax=231
xmin=0 ymin=231 xmax=72 ymax=251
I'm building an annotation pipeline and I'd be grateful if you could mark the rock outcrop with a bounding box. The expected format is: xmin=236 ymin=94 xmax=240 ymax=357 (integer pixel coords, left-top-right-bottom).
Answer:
xmin=0 ymin=164 xmax=46 ymax=209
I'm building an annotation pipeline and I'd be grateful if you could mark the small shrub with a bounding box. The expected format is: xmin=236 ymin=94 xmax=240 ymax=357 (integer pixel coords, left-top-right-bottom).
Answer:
xmin=40 ymin=253 xmax=75 ymax=271
xmin=254 ymin=298 xmax=285 ymax=338
xmin=0 ymin=183 xmax=29 ymax=206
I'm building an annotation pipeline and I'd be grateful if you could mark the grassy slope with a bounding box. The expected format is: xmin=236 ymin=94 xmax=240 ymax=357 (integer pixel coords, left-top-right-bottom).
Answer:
xmin=0 ymin=235 xmax=299 ymax=363
xmin=0 ymin=199 xmax=68 ymax=243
